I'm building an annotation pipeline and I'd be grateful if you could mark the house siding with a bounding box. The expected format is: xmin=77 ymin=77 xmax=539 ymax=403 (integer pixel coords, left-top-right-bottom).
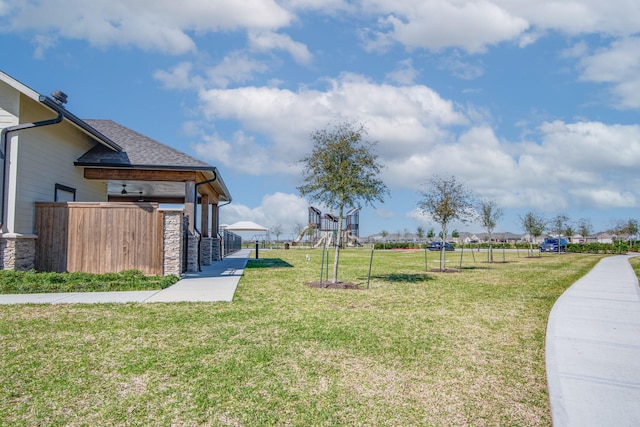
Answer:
xmin=8 ymin=95 xmax=107 ymax=234
xmin=0 ymin=81 xmax=19 ymax=127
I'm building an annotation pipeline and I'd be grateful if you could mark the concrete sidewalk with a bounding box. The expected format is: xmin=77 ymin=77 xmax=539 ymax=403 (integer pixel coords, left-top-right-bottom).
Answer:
xmin=0 ymin=249 xmax=251 ymax=305
xmin=546 ymin=254 xmax=640 ymax=427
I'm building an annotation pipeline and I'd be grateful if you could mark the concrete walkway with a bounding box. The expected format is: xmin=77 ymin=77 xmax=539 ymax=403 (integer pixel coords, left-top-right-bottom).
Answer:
xmin=0 ymin=249 xmax=251 ymax=305
xmin=546 ymin=254 xmax=640 ymax=427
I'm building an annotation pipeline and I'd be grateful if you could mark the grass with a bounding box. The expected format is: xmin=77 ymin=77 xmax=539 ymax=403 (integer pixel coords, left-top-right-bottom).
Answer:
xmin=0 ymin=269 xmax=179 ymax=294
xmin=0 ymin=249 xmax=607 ymax=426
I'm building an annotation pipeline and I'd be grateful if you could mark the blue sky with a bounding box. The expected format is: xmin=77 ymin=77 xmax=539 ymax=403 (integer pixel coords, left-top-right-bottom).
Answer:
xmin=2 ymin=0 xmax=640 ymax=239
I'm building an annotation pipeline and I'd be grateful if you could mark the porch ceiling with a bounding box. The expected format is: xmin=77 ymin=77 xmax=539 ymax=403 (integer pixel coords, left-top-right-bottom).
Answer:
xmin=107 ymin=180 xmax=185 ymax=201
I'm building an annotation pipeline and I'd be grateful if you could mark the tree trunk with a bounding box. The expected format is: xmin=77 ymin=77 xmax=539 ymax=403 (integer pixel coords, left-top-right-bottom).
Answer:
xmin=488 ymin=232 xmax=493 ymax=263
xmin=332 ymin=208 xmax=344 ymax=283
xmin=440 ymin=224 xmax=447 ymax=272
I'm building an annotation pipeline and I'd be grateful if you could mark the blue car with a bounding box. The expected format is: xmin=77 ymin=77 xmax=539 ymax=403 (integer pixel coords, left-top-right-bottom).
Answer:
xmin=539 ymin=238 xmax=568 ymax=252
xmin=427 ymin=241 xmax=455 ymax=251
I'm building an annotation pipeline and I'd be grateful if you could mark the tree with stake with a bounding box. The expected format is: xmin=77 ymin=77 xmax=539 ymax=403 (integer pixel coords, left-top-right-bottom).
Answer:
xmin=298 ymin=120 xmax=388 ymax=284
xmin=417 ymin=175 xmax=476 ymax=272
xmin=520 ymin=211 xmax=546 ymax=256
xmin=479 ymin=199 xmax=503 ymax=263
xmin=577 ymin=217 xmax=592 ymax=244
xmin=551 ymin=214 xmax=570 ymax=253
xmin=416 ymin=226 xmax=425 ymax=245
xmin=272 ymin=224 xmax=283 ymax=247
xmin=380 ymin=230 xmax=388 ymax=249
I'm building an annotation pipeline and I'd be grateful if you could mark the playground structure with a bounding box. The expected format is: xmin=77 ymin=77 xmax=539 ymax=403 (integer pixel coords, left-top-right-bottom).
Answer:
xmin=293 ymin=206 xmax=361 ymax=247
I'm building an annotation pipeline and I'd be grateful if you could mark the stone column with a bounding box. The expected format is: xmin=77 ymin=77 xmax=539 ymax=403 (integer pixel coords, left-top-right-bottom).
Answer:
xmin=200 ymin=236 xmax=213 ymax=266
xmin=211 ymin=237 xmax=221 ymax=261
xmin=0 ymin=234 xmax=37 ymax=271
xmin=187 ymin=230 xmax=199 ymax=272
xmin=161 ymin=210 xmax=183 ymax=277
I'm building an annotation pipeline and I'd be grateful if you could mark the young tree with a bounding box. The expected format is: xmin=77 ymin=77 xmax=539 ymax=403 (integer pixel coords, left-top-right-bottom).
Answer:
xmin=613 ymin=218 xmax=639 ymax=250
xmin=417 ymin=175 xmax=476 ymax=271
xmin=520 ymin=211 xmax=546 ymax=256
xmin=298 ymin=120 xmax=389 ymax=283
xmin=577 ymin=218 xmax=592 ymax=243
xmin=427 ymin=228 xmax=435 ymax=240
xmin=551 ymin=213 xmax=570 ymax=253
xmin=380 ymin=230 xmax=389 ymax=249
xmin=479 ymin=199 xmax=503 ymax=263
xmin=628 ymin=219 xmax=639 ymax=250
xmin=271 ymin=224 xmax=283 ymax=245
xmin=416 ymin=226 xmax=425 ymax=243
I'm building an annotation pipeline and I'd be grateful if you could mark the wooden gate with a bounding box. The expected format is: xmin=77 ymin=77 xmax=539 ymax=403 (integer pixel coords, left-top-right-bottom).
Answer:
xmin=35 ymin=202 xmax=164 ymax=275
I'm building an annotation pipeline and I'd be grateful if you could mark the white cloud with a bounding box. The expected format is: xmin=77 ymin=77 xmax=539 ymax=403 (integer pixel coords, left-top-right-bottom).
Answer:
xmin=195 ymin=73 xmax=467 ymax=172
xmin=439 ymin=53 xmax=484 ymax=80
xmin=504 ymin=0 xmax=640 ymax=36
xmin=192 ymin=130 xmax=286 ymax=175
xmin=365 ymin=1 xmax=529 ymax=53
xmin=360 ymin=1 xmax=640 ymax=53
xmin=2 ymin=0 xmax=292 ymax=54
xmin=248 ymin=31 xmax=312 ymax=65
xmin=576 ymin=37 xmax=640 ymax=109
xmin=206 ymin=53 xmax=271 ymax=88
xmin=220 ymin=192 xmax=309 ymax=235
xmin=153 ymin=62 xmax=198 ymax=90
xmin=189 ymin=70 xmax=640 ymax=216
xmin=385 ymin=59 xmax=419 ymax=85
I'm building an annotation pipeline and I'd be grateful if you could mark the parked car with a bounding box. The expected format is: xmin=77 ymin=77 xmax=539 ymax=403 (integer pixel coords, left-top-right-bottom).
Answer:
xmin=539 ymin=238 xmax=568 ymax=252
xmin=427 ymin=241 xmax=455 ymax=251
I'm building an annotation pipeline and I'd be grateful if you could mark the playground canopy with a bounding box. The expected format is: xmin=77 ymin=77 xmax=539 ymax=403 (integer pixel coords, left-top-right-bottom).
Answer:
xmin=225 ymin=221 xmax=268 ymax=232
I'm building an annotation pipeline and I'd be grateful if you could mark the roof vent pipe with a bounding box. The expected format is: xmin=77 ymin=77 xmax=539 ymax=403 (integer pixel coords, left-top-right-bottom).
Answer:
xmin=51 ymin=90 xmax=68 ymax=106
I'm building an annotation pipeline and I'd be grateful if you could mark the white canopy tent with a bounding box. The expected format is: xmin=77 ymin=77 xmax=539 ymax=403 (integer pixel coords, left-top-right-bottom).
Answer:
xmin=224 ymin=221 xmax=270 ymax=243
xmin=224 ymin=221 xmax=268 ymax=232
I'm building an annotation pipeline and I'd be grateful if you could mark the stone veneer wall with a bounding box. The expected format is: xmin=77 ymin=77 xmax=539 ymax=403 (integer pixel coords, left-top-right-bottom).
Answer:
xmin=200 ymin=237 xmax=212 ymax=266
xmin=187 ymin=231 xmax=199 ymax=272
xmin=211 ymin=237 xmax=221 ymax=261
xmin=0 ymin=234 xmax=37 ymax=271
xmin=162 ymin=210 xmax=184 ymax=277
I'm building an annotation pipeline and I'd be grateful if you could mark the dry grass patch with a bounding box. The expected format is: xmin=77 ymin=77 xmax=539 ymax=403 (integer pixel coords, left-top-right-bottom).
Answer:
xmin=0 ymin=249 xmax=605 ymax=426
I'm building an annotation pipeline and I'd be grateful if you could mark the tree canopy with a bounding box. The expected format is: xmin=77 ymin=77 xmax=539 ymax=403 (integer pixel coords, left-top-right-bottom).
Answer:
xmin=298 ymin=121 xmax=388 ymax=213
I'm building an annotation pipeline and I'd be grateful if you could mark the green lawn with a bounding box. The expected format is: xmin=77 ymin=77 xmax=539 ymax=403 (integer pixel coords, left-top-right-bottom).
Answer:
xmin=0 ymin=249 xmax=606 ymax=426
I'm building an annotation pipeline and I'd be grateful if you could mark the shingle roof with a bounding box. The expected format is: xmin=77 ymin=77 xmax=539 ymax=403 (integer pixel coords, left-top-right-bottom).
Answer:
xmin=76 ymin=119 xmax=213 ymax=170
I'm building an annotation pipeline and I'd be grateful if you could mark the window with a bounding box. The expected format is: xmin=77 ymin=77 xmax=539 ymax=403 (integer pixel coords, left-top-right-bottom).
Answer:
xmin=54 ymin=184 xmax=76 ymax=202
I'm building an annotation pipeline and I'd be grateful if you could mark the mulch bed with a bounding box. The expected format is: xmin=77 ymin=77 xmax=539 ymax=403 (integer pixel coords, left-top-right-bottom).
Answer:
xmin=306 ymin=281 xmax=362 ymax=290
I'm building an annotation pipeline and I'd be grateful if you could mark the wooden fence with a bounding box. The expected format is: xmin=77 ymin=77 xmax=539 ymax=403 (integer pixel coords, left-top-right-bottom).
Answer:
xmin=35 ymin=202 xmax=164 ymax=275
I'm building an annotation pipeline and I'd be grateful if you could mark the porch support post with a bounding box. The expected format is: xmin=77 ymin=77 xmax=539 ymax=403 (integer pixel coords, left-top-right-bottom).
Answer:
xmin=201 ymin=194 xmax=209 ymax=237
xmin=184 ymin=181 xmax=195 ymax=234
xmin=199 ymin=194 xmax=213 ymax=266
xmin=184 ymin=180 xmax=198 ymax=272
xmin=211 ymin=203 xmax=221 ymax=261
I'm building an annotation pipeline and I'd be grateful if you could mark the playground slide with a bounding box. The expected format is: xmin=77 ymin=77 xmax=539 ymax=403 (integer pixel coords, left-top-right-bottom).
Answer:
xmin=346 ymin=232 xmax=361 ymax=246
xmin=314 ymin=231 xmax=333 ymax=248
xmin=294 ymin=224 xmax=312 ymax=244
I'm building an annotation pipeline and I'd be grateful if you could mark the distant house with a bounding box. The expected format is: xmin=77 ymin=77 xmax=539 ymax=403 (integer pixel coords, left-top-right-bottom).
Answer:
xmin=0 ymin=70 xmax=231 ymax=274
xmin=594 ymin=233 xmax=614 ymax=244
